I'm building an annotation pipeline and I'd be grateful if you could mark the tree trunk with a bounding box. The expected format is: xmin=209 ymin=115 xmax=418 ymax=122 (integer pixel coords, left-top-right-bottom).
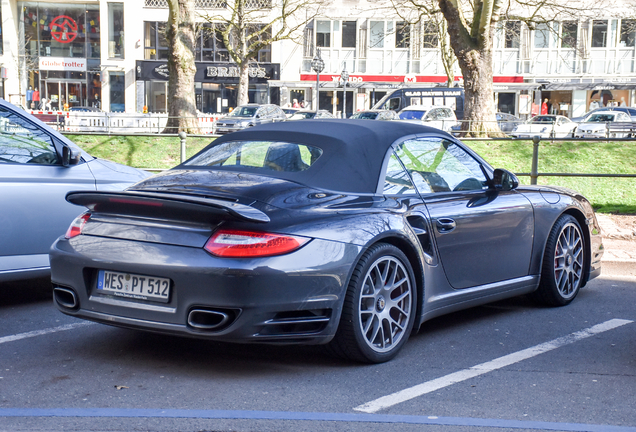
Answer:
xmin=237 ymin=61 xmax=250 ymax=107
xmin=163 ymin=0 xmax=200 ymax=134
xmin=456 ymin=49 xmax=501 ymax=136
xmin=437 ymin=0 xmax=503 ymax=137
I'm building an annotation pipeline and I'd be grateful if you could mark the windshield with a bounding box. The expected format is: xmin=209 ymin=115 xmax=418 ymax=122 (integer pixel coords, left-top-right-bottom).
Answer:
xmin=398 ymin=110 xmax=426 ymax=120
xmin=351 ymin=112 xmax=379 ymax=120
xmin=586 ymin=113 xmax=616 ymax=122
xmin=529 ymin=116 xmax=557 ymax=124
xmin=228 ymin=106 xmax=258 ymax=118
xmin=289 ymin=112 xmax=315 ymax=120
xmin=184 ymin=140 xmax=323 ymax=173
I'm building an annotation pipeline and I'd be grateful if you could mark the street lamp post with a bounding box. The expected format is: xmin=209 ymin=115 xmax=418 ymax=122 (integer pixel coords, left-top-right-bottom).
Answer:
xmin=311 ymin=49 xmax=325 ymax=112
xmin=340 ymin=67 xmax=349 ymax=118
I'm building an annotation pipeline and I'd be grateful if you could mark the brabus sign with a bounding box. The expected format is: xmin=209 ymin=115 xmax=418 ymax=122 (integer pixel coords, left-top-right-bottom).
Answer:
xmin=206 ymin=66 xmax=268 ymax=78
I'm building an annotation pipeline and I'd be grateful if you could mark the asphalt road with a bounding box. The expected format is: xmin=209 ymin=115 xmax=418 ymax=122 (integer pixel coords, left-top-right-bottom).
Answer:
xmin=1 ymin=275 xmax=635 ymax=432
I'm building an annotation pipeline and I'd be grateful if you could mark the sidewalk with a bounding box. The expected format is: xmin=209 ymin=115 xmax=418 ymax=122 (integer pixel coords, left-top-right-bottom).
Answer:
xmin=596 ymin=214 xmax=636 ymax=277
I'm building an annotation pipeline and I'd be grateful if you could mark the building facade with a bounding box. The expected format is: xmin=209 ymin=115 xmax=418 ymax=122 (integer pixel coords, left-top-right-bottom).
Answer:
xmin=0 ymin=0 xmax=635 ymax=118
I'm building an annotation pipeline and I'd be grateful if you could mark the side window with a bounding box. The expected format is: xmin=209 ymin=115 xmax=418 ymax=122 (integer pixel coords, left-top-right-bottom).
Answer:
xmin=383 ymin=152 xmax=416 ymax=195
xmin=0 ymin=107 xmax=59 ymax=165
xmin=395 ymin=137 xmax=487 ymax=194
xmin=386 ymin=97 xmax=401 ymax=111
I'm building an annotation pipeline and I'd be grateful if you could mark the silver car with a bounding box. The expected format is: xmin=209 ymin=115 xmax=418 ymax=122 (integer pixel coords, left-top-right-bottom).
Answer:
xmin=0 ymin=99 xmax=150 ymax=282
xmin=215 ymin=104 xmax=287 ymax=134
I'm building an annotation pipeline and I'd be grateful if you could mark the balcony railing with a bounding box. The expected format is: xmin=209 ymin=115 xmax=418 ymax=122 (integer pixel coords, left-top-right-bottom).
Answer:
xmin=302 ymin=50 xmax=636 ymax=78
xmin=144 ymin=0 xmax=227 ymax=8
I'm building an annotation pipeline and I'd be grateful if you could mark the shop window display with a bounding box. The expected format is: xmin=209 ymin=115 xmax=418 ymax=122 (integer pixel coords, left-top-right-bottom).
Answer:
xmin=21 ymin=4 xmax=99 ymax=59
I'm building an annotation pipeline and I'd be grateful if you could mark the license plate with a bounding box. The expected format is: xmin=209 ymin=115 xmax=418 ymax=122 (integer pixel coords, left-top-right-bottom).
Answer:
xmin=96 ymin=270 xmax=170 ymax=303
xmin=217 ymin=127 xmax=228 ymax=132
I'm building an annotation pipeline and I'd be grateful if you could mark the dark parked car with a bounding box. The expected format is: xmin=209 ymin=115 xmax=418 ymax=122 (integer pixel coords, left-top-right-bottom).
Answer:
xmin=50 ymin=120 xmax=603 ymax=363
xmin=350 ymin=110 xmax=399 ymax=121
xmin=288 ymin=109 xmax=335 ymax=120
xmin=0 ymin=99 xmax=150 ymax=282
xmin=215 ymin=104 xmax=286 ymax=134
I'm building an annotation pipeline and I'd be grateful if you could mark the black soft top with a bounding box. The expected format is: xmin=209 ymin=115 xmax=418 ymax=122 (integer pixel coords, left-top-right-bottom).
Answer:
xmin=183 ymin=119 xmax=444 ymax=194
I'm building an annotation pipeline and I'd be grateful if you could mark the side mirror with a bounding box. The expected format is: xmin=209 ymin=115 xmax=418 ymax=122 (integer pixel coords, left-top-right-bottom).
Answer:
xmin=492 ymin=168 xmax=519 ymax=191
xmin=62 ymin=146 xmax=81 ymax=167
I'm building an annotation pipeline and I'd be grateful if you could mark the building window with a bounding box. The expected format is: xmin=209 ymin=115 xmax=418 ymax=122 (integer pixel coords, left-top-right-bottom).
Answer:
xmin=247 ymin=24 xmax=271 ymax=63
xmin=422 ymin=21 xmax=439 ymax=48
xmin=504 ymin=21 xmax=520 ymax=48
xmin=195 ymin=23 xmax=230 ymax=62
xmin=620 ymin=19 xmax=636 ymax=47
xmin=108 ymin=3 xmax=125 ymax=58
xmin=534 ymin=23 xmax=550 ymax=48
xmin=22 ymin=4 xmax=93 ymax=58
xmin=0 ymin=7 xmax=3 ymax=55
xmin=369 ymin=21 xmax=385 ymax=48
xmin=342 ymin=21 xmax=356 ymax=48
xmin=592 ymin=20 xmax=608 ymax=48
xmin=561 ymin=21 xmax=578 ymax=48
xmin=144 ymin=22 xmax=169 ymax=59
xmin=396 ymin=21 xmax=409 ymax=48
xmin=316 ymin=20 xmax=331 ymax=47
xmin=109 ymin=71 xmax=125 ymax=112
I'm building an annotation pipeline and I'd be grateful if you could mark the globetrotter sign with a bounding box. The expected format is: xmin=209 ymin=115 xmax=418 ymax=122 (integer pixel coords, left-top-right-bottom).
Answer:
xmin=39 ymin=57 xmax=87 ymax=72
xmin=50 ymin=15 xmax=78 ymax=43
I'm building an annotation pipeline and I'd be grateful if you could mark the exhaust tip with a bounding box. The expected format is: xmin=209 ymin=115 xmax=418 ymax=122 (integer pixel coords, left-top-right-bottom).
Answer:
xmin=53 ymin=287 xmax=78 ymax=309
xmin=188 ymin=309 xmax=231 ymax=330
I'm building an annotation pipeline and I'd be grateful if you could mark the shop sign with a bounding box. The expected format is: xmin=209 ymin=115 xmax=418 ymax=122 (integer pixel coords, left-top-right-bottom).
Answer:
xmin=153 ymin=64 xmax=169 ymax=79
xmin=206 ymin=66 xmax=268 ymax=78
xmin=39 ymin=57 xmax=87 ymax=72
xmin=51 ymin=16 xmax=78 ymax=43
xmin=404 ymin=89 xmax=463 ymax=97
xmin=404 ymin=73 xmax=417 ymax=83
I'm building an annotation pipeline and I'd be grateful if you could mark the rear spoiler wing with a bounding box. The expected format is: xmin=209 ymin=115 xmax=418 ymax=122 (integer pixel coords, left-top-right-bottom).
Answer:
xmin=66 ymin=191 xmax=270 ymax=223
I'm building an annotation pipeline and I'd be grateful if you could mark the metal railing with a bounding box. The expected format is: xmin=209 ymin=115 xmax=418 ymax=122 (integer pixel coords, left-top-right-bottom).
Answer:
xmin=59 ymin=129 xmax=636 ymax=184
xmin=34 ymin=112 xmax=220 ymax=135
xmin=460 ymin=134 xmax=636 ymax=184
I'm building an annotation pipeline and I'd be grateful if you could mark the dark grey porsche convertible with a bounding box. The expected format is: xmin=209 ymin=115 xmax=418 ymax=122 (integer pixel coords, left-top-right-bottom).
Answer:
xmin=50 ymin=120 xmax=603 ymax=363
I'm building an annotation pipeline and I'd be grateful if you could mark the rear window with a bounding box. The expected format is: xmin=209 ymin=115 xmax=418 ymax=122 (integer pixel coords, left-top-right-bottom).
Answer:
xmin=184 ymin=141 xmax=323 ymax=173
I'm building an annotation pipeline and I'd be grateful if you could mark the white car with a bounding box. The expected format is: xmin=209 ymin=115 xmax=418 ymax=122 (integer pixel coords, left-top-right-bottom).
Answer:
xmin=397 ymin=105 xmax=458 ymax=132
xmin=510 ymin=115 xmax=577 ymax=138
xmin=574 ymin=111 xmax=633 ymax=138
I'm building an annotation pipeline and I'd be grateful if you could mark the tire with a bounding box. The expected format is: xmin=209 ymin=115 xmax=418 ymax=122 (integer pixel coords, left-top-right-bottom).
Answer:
xmin=327 ymin=243 xmax=417 ymax=363
xmin=533 ymin=214 xmax=585 ymax=306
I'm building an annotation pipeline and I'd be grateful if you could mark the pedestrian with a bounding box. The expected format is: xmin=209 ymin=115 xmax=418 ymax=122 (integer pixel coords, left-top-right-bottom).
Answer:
xmin=541 ymin=98 xmax=548 ymax=115
xmin=292 ymin=99 xmax=300 ymax=108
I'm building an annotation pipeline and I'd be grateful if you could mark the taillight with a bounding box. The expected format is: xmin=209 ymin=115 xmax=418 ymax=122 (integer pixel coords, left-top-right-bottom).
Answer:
xmin=204 ymin=229 xmax=309 ymax=258
xmin=65 ymin=212 xmax=91 ymax=239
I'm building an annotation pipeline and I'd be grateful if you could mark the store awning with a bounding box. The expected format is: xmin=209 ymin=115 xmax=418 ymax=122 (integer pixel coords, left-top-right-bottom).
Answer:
xmin=542 ymin=82 xmax=636 ymax=90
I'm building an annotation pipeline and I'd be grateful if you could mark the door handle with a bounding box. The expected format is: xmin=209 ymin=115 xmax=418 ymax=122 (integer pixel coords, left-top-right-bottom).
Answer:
xmin=436 ymin=218 xmax=456 ymax=233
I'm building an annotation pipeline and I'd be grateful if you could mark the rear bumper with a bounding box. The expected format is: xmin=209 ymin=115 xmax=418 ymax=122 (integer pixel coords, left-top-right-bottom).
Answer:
xmin=50 ymin=235 xmax=360 ymax=344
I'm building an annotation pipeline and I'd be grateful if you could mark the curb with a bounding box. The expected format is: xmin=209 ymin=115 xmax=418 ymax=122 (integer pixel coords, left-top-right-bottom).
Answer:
xmin=600 ymin=259 xmax=636 ymax=277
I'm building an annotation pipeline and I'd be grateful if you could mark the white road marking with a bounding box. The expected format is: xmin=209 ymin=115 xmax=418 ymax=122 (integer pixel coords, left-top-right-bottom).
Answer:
xmin=355 ymin=318 xmax=633 ymax=414
xmin=0 ymin=322 xmax=95 ymax=345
